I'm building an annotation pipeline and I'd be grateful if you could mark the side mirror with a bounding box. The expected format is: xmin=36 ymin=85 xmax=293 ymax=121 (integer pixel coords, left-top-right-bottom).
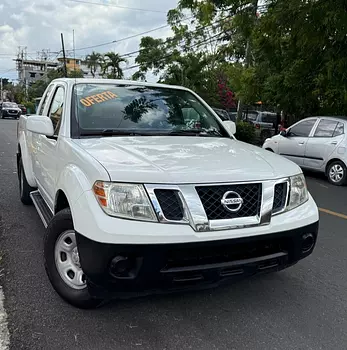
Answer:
xmin=280 ymin=130 xmax=287 ymax=136
xmin=27 ymin=115 xmax=54 ymax=136
xmin=223 ymin=120 xmax=236 ymax=135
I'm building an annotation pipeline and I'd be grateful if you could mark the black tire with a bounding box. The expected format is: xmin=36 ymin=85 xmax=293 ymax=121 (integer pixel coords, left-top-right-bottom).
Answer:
xmin=44 ymin=208 xmax=104 ymax=309
xmin=18 ymin=158 xmax=35 ymax=205
xmin=326 ymin=160 xmax=347 ymax=186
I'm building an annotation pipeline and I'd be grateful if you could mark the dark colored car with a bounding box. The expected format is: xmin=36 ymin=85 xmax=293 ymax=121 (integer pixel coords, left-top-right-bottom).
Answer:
xmin=0 ymin=102 xmax=22 ymax=119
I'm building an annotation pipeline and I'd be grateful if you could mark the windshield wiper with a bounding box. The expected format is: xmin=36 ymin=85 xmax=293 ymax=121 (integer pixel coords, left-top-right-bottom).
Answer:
xmin=80 ymin=129 xmax=147 ymax=137
xmin=168 ymin=129 xmax=223 ymax=137
xmin=79 ymin=128 xmax=224 ymax=137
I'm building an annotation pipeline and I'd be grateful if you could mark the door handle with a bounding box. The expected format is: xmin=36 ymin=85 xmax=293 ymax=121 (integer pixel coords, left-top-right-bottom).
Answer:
xmin=298 ymin=142 xmax=305 ymax=145
xmin=331 ymin=141 xmax=337 ymax=145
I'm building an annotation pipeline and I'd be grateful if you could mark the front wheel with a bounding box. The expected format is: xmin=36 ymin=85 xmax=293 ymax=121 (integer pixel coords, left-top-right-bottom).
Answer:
xmin=44 ymin=208 xmax=104 ymax=309
xmin=327 ymin=160 xmax=347 ymax=186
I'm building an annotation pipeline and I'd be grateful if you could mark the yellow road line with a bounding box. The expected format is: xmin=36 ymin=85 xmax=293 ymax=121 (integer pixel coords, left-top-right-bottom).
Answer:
xmin=319 ymin=207 xmax=347 ymax=220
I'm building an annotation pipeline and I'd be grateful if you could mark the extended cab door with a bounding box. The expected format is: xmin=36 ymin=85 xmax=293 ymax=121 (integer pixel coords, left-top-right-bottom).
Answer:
xmin=31 ymin=84 xmax=66 ymax=208
xmin=278 ymin=118 xmax=318 ymax=166
xmin=304 ymin=119 xmax=345 ymax=170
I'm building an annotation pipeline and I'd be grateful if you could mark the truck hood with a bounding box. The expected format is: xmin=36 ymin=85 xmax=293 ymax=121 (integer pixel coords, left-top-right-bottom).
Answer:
xmin=73 ymin=136 xmax=301 ymax=184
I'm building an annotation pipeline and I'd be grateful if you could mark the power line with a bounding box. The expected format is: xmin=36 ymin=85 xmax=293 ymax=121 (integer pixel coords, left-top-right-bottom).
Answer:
xmin=123 ymin=31 xmax=224 ymax=72
xmin=119 ymin=13 xmax=232 ymax=62
xmin=66 ymin=0 xmax=167 ymax=13
xmin=66 ymin=16 xmax=194 ymax=52
xmin=0 ymin=68 xmax=17 ymax=75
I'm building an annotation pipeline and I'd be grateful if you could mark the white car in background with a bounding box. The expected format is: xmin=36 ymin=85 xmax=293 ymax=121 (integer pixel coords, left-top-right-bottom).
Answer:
xmin=263 ymin=116 xmax=347 ymax=185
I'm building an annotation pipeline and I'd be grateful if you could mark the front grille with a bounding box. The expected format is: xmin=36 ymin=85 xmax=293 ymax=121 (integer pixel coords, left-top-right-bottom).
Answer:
xmin=9 ymin=110 xmax=18 ymax=114
xmin=154 ymin=189 xmax=184 ymax=221
xmin=272 ymin=182 xmax=288 ymax=213
xmin=165 ymin=236 xmax=289 ymax=269
xmin=196 ymin=183 xmax=262 ymax=220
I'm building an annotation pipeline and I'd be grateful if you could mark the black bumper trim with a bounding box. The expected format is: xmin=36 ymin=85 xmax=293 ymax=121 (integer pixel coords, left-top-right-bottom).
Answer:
xmin=76 ymin=221 xmax=319 ymax=298
xmin=160 ymin=251 xmax=288 ymax=274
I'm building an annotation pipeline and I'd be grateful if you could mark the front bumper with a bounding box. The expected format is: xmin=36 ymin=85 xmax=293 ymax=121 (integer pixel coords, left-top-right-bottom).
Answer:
xmin=76 ymin=221 xmax=319 ymax=299
xmin=2 ymin=110 xmax=20 ymax=118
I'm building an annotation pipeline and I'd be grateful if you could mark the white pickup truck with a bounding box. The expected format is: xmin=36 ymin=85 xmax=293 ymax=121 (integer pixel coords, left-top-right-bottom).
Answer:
xmin=17 ymin=78 xmax=319 ymax=308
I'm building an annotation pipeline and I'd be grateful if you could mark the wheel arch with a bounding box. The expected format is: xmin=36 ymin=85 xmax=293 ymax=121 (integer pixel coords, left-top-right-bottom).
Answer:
xmin=55 ymin=189 xmax=70 ymax=214
xmin=17 ymin=134 xmax=37 ymax=187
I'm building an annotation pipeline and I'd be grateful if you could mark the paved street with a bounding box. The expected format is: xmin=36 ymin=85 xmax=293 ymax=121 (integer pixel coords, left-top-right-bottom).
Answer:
xmin=1 ymin=119 xmax=347 ymax=350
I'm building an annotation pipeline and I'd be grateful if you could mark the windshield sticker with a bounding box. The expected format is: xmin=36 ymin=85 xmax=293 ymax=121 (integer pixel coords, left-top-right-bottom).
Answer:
xmin=80 ymin=91 xmax=118 ymax=107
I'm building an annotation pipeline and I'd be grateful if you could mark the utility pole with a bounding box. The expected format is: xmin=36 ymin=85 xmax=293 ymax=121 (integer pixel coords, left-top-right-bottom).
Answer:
xmin=0 ymin=78 xmax=3 ymax=102
xmin=61 ymin=33 xmax=68 ymax=77
xmin=236 ymin=0 xmax=258 ymax=120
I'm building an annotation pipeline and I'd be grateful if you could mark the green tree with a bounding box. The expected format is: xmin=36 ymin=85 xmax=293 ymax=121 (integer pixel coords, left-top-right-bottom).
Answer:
xmin=85 ymin=51 xmax=102 ymax=78
xmin=102 ymin=52 xmax=127 ymax=79
xmin=68 ymin=69 xmax=84 ymax=78
xmin=249 ymin=0 xmax=347 ymax=116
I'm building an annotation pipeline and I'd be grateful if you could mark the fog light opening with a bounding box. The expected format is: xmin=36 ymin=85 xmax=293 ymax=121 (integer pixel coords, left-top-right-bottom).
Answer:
xmin=302 ymin=233 xmax=315 ymax=253
xmin=110 ymin=255 xmax=133 ymax=277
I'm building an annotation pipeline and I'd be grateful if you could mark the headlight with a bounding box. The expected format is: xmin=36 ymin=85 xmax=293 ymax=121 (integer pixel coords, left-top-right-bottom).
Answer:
xmin=287 ymin=174 xmax=309 ymax=211
xmin=93 ymin=181 xmax=157 ymax=222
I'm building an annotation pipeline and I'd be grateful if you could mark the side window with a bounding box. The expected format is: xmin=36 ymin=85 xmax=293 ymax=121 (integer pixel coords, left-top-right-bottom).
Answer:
xmin=289 ymin=119 xmax=317 ymax=137
xmin=314 ymin=119 xmax=338 ymax=137
xmin=333 ymin=122 xmax=344 ymax=137
xmin=262 ymin=114 xmax=276 ymax=124
xmin=38 ymin=85 xmax=53 ymax=115
xmin=48 ymin=86 xmax=65 ymax=136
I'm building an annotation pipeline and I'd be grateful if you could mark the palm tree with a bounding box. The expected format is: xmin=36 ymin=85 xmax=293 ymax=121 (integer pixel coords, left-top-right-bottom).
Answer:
xmin=85 ymin=51 xmax=102 ymax=78
xmin=102 ymin=52 xmax=127 ymax=79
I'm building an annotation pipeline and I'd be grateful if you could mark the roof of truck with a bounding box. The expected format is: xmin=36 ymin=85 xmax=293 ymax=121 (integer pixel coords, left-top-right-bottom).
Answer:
xmin=51 ymin=78 xmax=191 ymax=91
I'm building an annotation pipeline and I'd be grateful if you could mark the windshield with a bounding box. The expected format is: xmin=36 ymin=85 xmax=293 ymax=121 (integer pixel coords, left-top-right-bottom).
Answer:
xmin=3 ymin=102 xmax=18 ymax=108
xmin=243 ymin=112 xmax=258 ymax=121
xmin=72 ymin=84 xmax=228 ymax=137
xmin=261 ymin=114 xmax=277 ymax=123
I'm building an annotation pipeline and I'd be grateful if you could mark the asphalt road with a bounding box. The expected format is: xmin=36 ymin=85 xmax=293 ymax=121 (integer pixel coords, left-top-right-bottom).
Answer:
xmin=1 ymin=118 xmax=347 ymax=350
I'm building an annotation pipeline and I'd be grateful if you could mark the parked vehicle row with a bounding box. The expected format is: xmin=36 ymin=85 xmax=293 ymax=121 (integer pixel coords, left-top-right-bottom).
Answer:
xmin=263 ymin=116 xmax=347 ymax=185
xmin=17 ymin=78 xmax=318 ymax=308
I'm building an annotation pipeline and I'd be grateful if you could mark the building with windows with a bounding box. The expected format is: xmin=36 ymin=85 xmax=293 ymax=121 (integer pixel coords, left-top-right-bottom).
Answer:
xmin=15 ymin=58 xmax=59 ymax=85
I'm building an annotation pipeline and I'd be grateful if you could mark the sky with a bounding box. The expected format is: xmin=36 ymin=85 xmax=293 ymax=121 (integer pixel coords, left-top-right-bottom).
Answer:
xmin=0 ymin=0 xmax=179 ymax=82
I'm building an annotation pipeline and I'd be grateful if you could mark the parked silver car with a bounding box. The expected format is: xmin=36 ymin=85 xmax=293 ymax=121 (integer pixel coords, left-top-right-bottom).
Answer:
xmin=262 ymin=116 xmax=347 ymax=185
xmin=243 ymin=110 xmax=278 ymax=143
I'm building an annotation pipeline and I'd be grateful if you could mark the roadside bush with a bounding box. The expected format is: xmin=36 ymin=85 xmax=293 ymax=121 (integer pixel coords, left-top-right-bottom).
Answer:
xmin=235 ymin=121 xmax=256 ymax=144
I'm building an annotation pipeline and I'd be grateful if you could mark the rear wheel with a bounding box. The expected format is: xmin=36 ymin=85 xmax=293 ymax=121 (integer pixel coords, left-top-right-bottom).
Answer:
xmin=44 ymin=208 xmax=104 ymax=309
xmin=18 ymin=158 xmax=35 ymax=205
xmin=327 ymin=160 xmax=347 ymax=186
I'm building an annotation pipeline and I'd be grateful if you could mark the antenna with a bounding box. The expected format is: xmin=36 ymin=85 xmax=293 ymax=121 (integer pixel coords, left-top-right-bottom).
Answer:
xmin=61 ymin=33 xmax=68 ymax=77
